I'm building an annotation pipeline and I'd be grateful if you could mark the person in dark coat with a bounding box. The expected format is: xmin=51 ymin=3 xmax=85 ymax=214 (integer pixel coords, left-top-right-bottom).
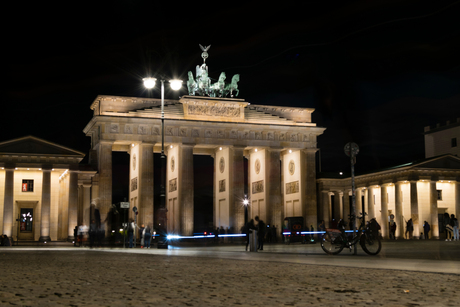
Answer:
xmin=144 ymin=224 xmax=152 ymax=248
xmin=255 ymin=216 xmax=266 ymax=250
xmin=423 ymin=221 xmax=431 ymax=239
xmin=1 ymin=234 xmax=10 ymax=246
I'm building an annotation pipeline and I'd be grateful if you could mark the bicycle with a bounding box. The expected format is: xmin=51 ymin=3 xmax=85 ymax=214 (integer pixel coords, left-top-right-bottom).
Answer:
xmin=321 ymin=213 xmax=381 ymax=256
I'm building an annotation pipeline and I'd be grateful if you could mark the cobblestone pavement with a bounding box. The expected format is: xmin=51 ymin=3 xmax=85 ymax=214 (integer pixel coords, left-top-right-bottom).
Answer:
xmin=0 ymin=249 xmax=459 ymax=306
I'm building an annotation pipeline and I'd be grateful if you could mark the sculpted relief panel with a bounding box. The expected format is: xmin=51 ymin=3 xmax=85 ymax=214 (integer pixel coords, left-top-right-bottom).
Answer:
xmin=188 ymin=104 xmax=240 ymax=118
xmin=286 ymin=181 xmax=299 ymax=195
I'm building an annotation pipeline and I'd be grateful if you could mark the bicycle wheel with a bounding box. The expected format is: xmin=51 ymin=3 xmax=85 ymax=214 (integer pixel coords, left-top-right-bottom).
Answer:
xmin=360 ymin=232 xmax=382 ymax=255
xmin=321 ymin=233 xmax=344 ymax=255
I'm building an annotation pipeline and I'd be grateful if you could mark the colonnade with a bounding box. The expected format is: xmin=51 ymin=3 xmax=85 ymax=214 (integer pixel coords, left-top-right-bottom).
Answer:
xmin=319 ymin=178 xmax=460 ymax=239
xmin=93 ymin=141 xmax=318 ymax=238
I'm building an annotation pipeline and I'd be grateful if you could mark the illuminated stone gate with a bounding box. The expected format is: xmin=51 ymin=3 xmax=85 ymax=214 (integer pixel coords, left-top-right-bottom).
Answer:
xmin=84 ymin=95 xmax=325 ymax=235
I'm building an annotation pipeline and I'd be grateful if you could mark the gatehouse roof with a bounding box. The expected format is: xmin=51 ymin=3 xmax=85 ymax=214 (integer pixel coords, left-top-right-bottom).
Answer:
xmin=89 ymin=95 xmax=317 ymax=127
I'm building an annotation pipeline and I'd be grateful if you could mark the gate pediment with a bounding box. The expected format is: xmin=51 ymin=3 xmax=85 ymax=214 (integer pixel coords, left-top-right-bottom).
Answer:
xmin=180 ymin=96 xmax=248 ymax=123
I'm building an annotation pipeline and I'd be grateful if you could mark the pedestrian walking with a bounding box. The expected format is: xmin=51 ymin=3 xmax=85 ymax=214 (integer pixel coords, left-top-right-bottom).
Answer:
xmin=255 ymin=216 xmax=265 ymax=250
xmin=423 ymin=221 xmax=431 ymax=239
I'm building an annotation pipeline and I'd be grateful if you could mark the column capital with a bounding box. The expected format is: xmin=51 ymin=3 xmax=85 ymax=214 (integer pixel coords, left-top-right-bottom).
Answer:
xmin=301 ymin=148 xmax=318 ymax=154
xmin=181 ymin=143 xmax=196 ymax=148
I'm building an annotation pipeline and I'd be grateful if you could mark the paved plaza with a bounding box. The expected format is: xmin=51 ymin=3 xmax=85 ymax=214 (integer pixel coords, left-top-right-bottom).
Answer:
xmin=0 ymin=240 xmax=459 ymax=306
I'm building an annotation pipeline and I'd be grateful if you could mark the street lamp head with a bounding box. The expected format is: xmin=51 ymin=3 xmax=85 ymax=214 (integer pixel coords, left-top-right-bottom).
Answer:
xmin=143 ymin=77 xmax=156 ymax=89
xmin=169 ymin=79 xmax=183 ymax=91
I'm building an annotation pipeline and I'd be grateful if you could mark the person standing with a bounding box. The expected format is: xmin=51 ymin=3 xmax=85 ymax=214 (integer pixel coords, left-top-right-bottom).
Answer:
xmin=255 ymin=216 xmax=265 ymax=250
xmin=89 ymin=219 xmax=97 ymax=248
xmin=451 ymin=214 xmax=458 ymax=241
xmin=405 ymin=218 xmax=413 ymax=239
xmin=443 ymin=213 xmax=451 ymax=241
xmin=127 ymin=218 xmax=135 ymax=248
xmin=423 ymin=221 xmax=431 ymax=240
xmin=389 ymin=215 xmax=396 ymax=240
xmin=318 ymin=220 xmax=326 ymax=240
xmin=243 ymin=219 xmax=256 ymax=251
xmin=144 ymin=224 xmax=152 ymax=248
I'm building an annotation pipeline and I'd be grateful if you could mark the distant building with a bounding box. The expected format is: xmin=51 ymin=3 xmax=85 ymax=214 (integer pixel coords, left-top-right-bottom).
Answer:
xmin=318 ymin=120 xmax=460 ymax=240
xmin=424 ymin=118 xmax=460 ymax=158
xmin=317 ymin=155 xmax=460 ymax=240
xmin=0 ymin=136 xmax=96 ymax=242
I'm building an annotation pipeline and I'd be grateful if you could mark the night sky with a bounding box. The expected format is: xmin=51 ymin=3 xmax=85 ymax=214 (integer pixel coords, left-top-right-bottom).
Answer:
xmin=5 ymin=0 xmax=460 ymax=176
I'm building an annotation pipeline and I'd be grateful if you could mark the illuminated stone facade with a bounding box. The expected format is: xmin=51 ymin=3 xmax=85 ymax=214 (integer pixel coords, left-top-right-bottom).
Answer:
xmin=317 ymin=155 xmax=460 ymax=239
xmin=0 ymin=136 xmax=95 ymax=242
xmin=84 ymin=95 xmax=325 ymax=236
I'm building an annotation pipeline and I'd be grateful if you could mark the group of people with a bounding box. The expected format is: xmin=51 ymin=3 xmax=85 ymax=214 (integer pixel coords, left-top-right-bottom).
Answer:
xmin=243 ymin=216 xmax=266 ymax=251
xmin=126 ymin=218 xmax=154 ymax=248
xmin=0 ymin=234 xmax=10 ymax=246
xmin=443 ymin=213 xmax=459 ymax=241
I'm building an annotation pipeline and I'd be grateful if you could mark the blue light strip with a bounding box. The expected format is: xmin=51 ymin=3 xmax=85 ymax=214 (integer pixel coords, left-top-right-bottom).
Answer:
xmin=165 ymin=230 xmax=361 ymax=240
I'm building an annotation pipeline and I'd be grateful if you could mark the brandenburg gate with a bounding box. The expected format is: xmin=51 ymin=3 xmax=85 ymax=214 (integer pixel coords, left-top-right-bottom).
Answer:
xmin=83 ymin=46 xmax=325 ymax=236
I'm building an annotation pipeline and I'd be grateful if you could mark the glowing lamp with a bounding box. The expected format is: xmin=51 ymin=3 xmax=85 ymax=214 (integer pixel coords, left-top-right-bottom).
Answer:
xmin=169 ymin=79 xmax=183 ymax=90
xmin=143 ymin=77 xmax=156 ymax=89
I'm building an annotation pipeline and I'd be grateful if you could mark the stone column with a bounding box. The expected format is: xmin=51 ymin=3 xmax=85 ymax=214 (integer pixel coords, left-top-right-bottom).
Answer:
xmin=395 ymin=182 xmax=403 ymax=239
xmin=322 ymin=191 xmax=330 ymax=227
xmin=82 ymin=184 xmax=91 ymax=227
xmin=267 ymin=148 xmax=281 ymax=230
xmin=456 ymin=181 xmax=460 ymax=219
xmin=302 ymin=149 xmax=317 ymax=233
xmin=139 ymin=143 xmax=154 ymax=228
xmin=179 ymin=144 xmax=194 ymax=235
xmin=3 ymin=167 xmax=14 ymax=238
xmin=343 ymin=190 xmax=350 ymax=225
xmin=410 ymin=181 xmax=420 ymax=239
xmin=368 ymin=186 xmax=375 ymax=219
xmin=67 ymin=170 xmax=78 ymax=241
xmin=98 ymin=141 xmax=112 ymax=234
xmin=430 ymin=181 xmax=439 ymax=239
xmin=231 ymin=146 xmax=245 ymax=232
xmin=380 ymin=184 xmax=389 ymax=239
xmin=333 ymin=191 xmax=341 ymax=222
xmin=39 ymin=169 xmax=51 ymax=242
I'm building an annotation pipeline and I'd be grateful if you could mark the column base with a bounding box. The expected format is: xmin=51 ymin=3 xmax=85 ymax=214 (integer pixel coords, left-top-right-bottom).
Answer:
xmin=39 ymin=236 xmax=51 ymax=243
xmin=67 ymin=236 xmax=75 ymax=242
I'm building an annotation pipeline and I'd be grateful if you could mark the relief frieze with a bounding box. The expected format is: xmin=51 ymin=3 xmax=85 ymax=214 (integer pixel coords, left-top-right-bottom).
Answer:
xmin=169 ymin=178 xmax=177 ymax=192
xmin=192 ymin=129 xmax=200 ymax=137
xmin=131 ymin=177 xmax=138 ymax=192
xmin=219 ymin=179 xmax=226 ymax=192
xmin=252 ymin=180 xmax=264 ymax=194
xmin=138 ymin=125 xmax=148 ymax=135
xmin=187 ymin=104 xmax=240 ymax=118
xmin=124 ymin=125 xmax=133 ymax=134
xmin=286 ymin=181 xmax=299 ymax=194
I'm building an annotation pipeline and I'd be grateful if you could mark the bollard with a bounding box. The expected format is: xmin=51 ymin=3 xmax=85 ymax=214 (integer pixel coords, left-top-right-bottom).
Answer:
xmin=250 ymin=230 xmax=258 ymax=252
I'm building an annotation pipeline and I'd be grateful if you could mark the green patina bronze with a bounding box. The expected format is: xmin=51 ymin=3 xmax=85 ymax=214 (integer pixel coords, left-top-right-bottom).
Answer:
xmin=187 ymin=45 xmax=240 ymax=98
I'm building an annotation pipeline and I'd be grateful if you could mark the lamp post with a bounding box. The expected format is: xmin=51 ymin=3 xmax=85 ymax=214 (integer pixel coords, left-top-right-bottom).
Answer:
xmin=243 ymin=195 xmax=249 ymax=226
xmin=344 ymin=142 xmax=359 ymax=255
xmin=143 ymin=77 xmax=182 ymax=248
